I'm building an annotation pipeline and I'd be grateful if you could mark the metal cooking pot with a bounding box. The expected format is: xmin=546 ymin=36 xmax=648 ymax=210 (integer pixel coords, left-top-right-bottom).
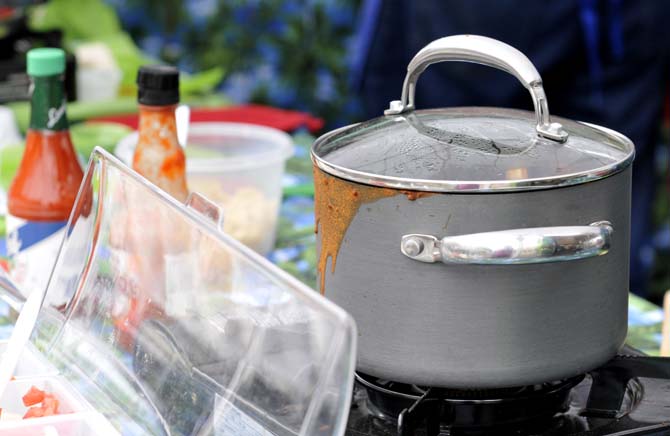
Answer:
xmin=311 ymin=35 xmax=634 ymax=389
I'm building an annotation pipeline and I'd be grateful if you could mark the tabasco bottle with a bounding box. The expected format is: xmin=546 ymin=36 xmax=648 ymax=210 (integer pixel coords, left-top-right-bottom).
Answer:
xmin=111 ymin=65 xmax=188 ymax=350
xmin=132 ymin=65 xmax=188 ymax=201
xmin=6 ymin=48 xmax=83 ymax=290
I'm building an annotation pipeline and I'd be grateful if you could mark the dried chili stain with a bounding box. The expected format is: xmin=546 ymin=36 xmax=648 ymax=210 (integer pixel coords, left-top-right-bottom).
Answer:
xmin=313 ymin=168 xmax=434 ymax=294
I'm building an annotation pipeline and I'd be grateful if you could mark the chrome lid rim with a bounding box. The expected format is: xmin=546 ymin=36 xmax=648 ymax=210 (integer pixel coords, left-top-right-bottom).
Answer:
xmin=311 ymin=121 xmax=635 ymax=193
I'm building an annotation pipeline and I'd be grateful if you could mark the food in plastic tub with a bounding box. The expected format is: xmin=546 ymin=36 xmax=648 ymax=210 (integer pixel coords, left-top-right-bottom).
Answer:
xmin=0 ymin=377 xmax=89 ymax=422
xmin=115 ymin=122 xmax=294 ymax=254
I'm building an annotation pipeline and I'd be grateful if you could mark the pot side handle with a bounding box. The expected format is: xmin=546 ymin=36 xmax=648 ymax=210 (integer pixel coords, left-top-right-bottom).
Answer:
xmin=384 ymin=34 xmax=568 ymax=143
xmin=400 ymin=221 xmax=613 ymax=265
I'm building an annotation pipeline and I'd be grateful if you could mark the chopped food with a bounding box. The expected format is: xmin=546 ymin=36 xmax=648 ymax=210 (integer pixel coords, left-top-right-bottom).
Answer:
xmin=42 ymin=396 xmax=59 ymax=416
xmin=23 ymin=406 xmax=45 ymax=419
xmin=20 ymin=386 xmax=60 ymax=419
xmin=22 ymin=386 xmax=45 ymax=407
xmin=189 ymin=181 xmax=278 ymax=253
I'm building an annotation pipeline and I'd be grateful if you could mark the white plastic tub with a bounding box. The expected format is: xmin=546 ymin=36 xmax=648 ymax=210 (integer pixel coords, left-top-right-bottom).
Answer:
xmin=0 ymin=412 xmax=119 ymax=435
xmin=0 ymin=376 xmax=90 ymax=422
xmin=0 ymin=368 xmax=118 ymax=435
xmin=116 ymin=122 xmax=294 ymax=254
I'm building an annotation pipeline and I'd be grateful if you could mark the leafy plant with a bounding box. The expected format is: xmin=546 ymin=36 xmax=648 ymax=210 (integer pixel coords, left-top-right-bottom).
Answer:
xmin=28 ymin=0 xmax=224 ymax=96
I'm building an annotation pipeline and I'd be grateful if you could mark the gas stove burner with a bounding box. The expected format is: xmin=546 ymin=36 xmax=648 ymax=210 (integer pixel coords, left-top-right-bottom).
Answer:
xmin=347 ymin=354 xmax=670 ymax=436
xmin=355 ymin=372 xmax=584 ymax=435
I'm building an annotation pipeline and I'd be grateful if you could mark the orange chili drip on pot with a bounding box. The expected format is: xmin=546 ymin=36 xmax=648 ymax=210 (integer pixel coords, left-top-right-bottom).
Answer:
xmin=313 ymin=167 xmax=434 ymax=294
xmin=402 ymin=190 xmax=433 ymax=201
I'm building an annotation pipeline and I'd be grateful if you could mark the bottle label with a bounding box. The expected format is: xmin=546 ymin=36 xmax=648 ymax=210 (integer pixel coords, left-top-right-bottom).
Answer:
xmin=6 ymin=217 xmax=66 ymax=255
xmin=29 ymin=76 xmax=68 ymax=131
xmin=4 ymin=216 xmax=67 ymax=295
xmin=46 ymin=100 xmax=67 ymax=129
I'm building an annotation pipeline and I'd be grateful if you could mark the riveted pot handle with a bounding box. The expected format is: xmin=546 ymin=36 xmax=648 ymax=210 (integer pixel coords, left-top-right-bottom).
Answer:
xmin=385 ymin=34 xmax=568 ymax=142
xmin=401 ymin=221 xmax=613 ymax=265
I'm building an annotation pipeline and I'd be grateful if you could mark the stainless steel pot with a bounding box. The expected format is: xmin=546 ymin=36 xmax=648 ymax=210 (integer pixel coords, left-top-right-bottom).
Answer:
xmin=311 ymin=35 xmax=635 ymax=389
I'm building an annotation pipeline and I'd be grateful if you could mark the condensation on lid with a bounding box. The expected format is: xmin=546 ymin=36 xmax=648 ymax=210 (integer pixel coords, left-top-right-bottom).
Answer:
xmin=312 ymin=107 xmax=635 ymax=192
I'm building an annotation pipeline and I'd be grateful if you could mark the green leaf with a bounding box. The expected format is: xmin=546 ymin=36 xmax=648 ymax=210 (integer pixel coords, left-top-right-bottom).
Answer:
xmin=97 ymin=33 xmax=152 ymax=91
xmin=28 ymin=1 xmax=225 ymax=97
xmin=70 ymin=122 xmax=133 ymax=157
xmin=28 ymin=0 xmax=121 ymax=41
xmin=180 ymin=67 xmax=226 ymax=95
xmin=0 ymin=145 xmax=25 ymax=191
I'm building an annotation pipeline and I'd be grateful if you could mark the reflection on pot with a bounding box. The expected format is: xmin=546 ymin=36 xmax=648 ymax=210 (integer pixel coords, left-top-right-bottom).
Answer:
xmin=506 ymin=167 xmax=529 ymax=180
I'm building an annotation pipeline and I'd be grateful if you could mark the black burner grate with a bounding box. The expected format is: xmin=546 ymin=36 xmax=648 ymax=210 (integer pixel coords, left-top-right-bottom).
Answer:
xmin=349 ymin=355 xmax=670 ymax=436
xmin=356 ymin=373 xmax=583 ymax=435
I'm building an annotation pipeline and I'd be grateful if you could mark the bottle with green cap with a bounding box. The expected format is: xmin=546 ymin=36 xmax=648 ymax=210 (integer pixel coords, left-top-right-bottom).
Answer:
xmin=6 ymin=48 xmax=83 ymax=291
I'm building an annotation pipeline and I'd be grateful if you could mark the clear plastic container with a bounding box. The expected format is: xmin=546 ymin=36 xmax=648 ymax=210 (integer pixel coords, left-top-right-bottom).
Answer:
xmin=115 ymin=122 xmax=295 ymax=255
xmin=0 ymin=413 xmax=120 ymax=436
xmin=0 ymin=341 xmax=58 ymax=378
xmin=9 ymin=148 xmax=356 ymax=435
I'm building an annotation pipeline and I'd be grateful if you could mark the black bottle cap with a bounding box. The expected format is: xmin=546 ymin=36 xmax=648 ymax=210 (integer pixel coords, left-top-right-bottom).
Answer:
xmin=137 ymin=65 xmax=180 ymax=106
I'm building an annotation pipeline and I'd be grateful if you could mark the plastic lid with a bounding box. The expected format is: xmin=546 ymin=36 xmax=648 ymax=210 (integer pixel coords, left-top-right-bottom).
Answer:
xmin=137 ymin=65 xmax=179 ymax=105
xmin=27 ymin=148 xmax=356 ymax=435
xmin=27 ymin=48 xmax=65 ymax=77
xmin=115 ymin=122 xmax=295 ymax=173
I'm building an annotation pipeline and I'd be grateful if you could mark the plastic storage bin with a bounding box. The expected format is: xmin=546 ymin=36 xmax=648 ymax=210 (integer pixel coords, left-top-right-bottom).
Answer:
xmin=115 ymin=122 xmax=295 ymax=255
xmin=0 ymin=412 xmax=119 ymax=435
xmin=0 ymin=148 xmax=355 ymax=435
xmin=0 ymin=341 xmax=57 ymax=378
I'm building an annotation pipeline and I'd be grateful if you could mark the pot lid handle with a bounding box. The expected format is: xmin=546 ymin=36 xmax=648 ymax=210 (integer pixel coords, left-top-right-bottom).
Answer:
xmin=385 ymin=34 xmax=569 ymax=143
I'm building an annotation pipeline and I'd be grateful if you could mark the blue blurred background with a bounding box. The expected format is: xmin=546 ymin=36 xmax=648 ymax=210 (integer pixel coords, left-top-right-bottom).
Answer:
xmin=114 ymin=0 xmax=670 ymax=301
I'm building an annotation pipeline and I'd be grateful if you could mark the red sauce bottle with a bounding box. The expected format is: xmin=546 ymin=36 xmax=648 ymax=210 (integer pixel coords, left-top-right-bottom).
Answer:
xmin=112 ymin=65 xmax=188 ymax=350
xmin=6 ymin=48 xmax=83 ymax=286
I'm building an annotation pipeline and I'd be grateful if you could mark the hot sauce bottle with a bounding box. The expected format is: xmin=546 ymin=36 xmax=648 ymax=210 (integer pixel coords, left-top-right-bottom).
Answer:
xmin=7 ymin=48 xmax=83 ymax=289
xmin=112 ymin=65 xmax=189 ymax=350
xmin=132 ymin=65 xmax=188 ymax=201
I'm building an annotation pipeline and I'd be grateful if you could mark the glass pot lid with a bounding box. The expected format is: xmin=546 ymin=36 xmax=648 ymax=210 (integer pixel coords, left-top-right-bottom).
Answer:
xmin=312 ymin=35 xmax=634 ymax=193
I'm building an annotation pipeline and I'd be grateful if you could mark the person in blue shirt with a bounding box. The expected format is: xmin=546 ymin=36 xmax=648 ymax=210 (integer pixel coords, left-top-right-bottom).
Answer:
xmin=351 ymin=0 xmax=669 ymax=298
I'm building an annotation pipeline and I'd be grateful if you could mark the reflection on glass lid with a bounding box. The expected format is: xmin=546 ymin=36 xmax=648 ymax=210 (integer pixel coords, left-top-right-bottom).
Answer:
xmin=312 ymin=107 xmax=634 ymax=192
